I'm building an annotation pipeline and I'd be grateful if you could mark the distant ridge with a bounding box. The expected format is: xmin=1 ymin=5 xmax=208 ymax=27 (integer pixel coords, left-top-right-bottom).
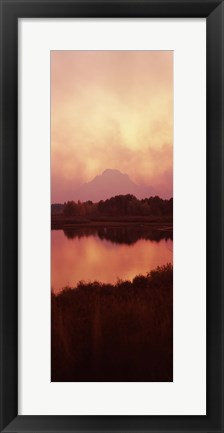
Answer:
xmin=73 ymin=169 xmax=155 ymax=202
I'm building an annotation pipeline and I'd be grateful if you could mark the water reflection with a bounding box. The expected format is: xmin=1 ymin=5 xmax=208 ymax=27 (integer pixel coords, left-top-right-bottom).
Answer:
xmin=51 ymin=228 xmax=173 ymax=293
xmin=62 ymin=226 xmax=172 ymax=245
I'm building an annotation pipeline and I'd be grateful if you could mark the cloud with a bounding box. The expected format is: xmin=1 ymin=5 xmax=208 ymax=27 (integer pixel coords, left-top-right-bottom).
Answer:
xmin=51 ymin=51 xmax=173 ymax=202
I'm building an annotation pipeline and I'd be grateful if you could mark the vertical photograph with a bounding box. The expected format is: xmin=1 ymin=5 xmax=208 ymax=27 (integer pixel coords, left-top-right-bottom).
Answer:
xmin=51 ymin=51 xmax=173 ymax=382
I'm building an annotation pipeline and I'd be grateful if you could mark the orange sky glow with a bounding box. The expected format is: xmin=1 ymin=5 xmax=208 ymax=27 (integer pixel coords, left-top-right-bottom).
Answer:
xmin=51 ymin=51 xmax=173 ymax=203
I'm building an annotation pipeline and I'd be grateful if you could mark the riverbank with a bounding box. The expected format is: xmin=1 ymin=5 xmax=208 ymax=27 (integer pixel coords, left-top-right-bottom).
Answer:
xmin=51 ymin=214 xmax=173 ymax=232
xmin=51 ymin=264 xmax=173 ymax=382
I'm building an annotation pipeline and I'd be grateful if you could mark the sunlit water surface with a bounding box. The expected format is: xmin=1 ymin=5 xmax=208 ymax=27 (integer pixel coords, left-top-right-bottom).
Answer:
xmin=51 ymin=228 xmax=173 ymax=293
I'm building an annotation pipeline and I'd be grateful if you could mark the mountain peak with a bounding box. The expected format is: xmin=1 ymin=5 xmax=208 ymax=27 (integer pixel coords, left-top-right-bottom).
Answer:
xmin=74 ymin=169 xmax=155 ymax=202
xmin=102 ymin=168 xmax=125 ymax=177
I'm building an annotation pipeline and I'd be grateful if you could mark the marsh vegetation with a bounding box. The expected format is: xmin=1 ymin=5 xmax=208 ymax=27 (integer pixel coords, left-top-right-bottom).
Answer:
xmin=51 ymin=264 xmax=173 ymax=382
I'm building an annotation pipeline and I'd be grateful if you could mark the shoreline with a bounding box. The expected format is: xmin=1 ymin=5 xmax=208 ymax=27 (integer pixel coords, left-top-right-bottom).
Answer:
xmin=51 ymin=215 xmax=173 ymax=231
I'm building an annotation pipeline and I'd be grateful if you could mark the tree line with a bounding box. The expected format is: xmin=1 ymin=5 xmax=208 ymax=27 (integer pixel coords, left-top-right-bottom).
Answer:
xmin=52 ymin=194 xmax=173 ymax=217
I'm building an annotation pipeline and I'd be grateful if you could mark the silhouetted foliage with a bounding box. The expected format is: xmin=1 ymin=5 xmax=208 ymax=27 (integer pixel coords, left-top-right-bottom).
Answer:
xmin=52 ymin=195 xmax=173 ymax=218
xmin=51 ymin=203 xmax=65 ymax=214
xmin=51 ymin=264 xmax=173 ymax=382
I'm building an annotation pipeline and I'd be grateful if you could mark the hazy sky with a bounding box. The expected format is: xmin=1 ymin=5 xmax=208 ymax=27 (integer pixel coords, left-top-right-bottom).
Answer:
xmin=51 ymin=51 xmax=173 ymax=203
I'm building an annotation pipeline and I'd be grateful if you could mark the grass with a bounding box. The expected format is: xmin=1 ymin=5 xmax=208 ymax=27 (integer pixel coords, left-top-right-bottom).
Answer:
xmin=51 ymin=264 xmax=173 ymax=382
xmin=51 ymin=214 xmax=173 ymax=230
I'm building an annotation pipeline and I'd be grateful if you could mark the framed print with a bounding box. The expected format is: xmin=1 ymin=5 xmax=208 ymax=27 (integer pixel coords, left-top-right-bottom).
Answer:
xmin=0 ymin=1 xmax=224 ymax=432
xmin=20 ymin=19 xmax=206 ymax=416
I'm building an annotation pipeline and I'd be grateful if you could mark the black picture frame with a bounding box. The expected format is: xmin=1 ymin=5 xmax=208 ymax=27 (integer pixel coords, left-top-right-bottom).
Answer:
xmin=0 ymin=1 xmax=223 ymax=432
